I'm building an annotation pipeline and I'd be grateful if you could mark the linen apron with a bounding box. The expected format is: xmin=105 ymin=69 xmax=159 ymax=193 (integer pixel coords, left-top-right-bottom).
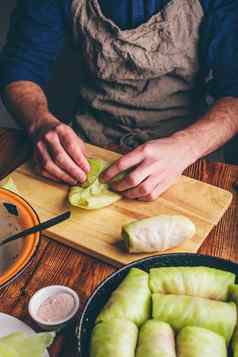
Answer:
xmin=71 ymin=0 xmax=223 ymax=160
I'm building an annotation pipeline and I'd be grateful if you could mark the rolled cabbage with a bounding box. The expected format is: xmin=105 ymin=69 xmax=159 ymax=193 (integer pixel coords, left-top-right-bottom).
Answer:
xmin=152 ymin=293 xmax=236 ymax=344
xmin=229 ymin=284 xmax=238 ymax=301
xmin=122 ymin=215 xmax=196 ymax=253
xmin=136 ymin=320 xmax=176 ymax=357
xmin=68 ymin=158 xmax=121 ymax=209
xmin=229 ymin=284 xmax=238 ymax=357
xmin=149 ymin=267 xmax=235 ymax=300
xmin=96 ymin=268 xmax=151 ymax=326
xmin=177 ymin=326 xmax=227 ymax=357
xmin=90 ymin=319 xmax=138 ymax=357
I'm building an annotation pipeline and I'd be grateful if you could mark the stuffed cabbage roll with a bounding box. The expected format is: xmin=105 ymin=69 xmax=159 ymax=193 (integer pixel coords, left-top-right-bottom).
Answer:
xmin=229 ymin=284 xmax=238 ymax=302
xmin=68 ymin=158 xmax=121 ymax=209
xmin=177 ymin=326 xmax=227 ymax=357
xmin=229 ymin=284 xmax=238 ymax=357
xmin=90 ymin=319 xmax=138 ymax=357
xmin=232 ymin=329 xmax=238 ymax=357
xmin=96 ymin=268 xmax=151 ymax=326
xmin=136 ymin=320 xmax=176 ymax=357
xmin=149 ymin=267 xmax=235 ymax=300
xmin=122 ymin=215 xmax=196 ymax=253
xmin=152 ymin=293 xmax=236 ymax=344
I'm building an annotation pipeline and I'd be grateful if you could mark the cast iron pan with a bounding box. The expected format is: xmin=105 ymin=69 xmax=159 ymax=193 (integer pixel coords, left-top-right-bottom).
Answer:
xmin=77 ymin=253 xmax=238 ymax=356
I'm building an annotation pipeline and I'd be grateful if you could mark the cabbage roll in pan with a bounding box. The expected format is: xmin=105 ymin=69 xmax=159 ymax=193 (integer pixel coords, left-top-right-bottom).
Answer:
xmin=149 ymin=267 xmax=235 ymax=300
xmin=152 ymin=293 xmax=236 ymax=344
xmin=90 ymin=319 xmax=138 ymax=357
xmin=96 ymin=268 xmax=151 ymax=326
xmin=177 ymin=326 xmax=227 ymax=357
xmin=136 ymin=320 xmax=176 ymax=357
xmin=229 ymin=284 xmax=238 ymax=302
xmin=229 ymin=284 xmax=238 ymax=357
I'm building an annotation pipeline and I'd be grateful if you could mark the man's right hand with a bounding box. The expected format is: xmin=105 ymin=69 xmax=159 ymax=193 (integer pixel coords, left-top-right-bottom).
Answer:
xmin=31 ymin=116 xmax=90 ymax=186
xmin=3 ymin=81 xmax=90 ymax=185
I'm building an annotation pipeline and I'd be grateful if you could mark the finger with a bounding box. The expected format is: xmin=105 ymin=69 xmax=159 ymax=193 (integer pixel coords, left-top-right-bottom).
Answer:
xmin=58 ymin=127 xmax=90 ymax=173
xmin=101 ymin=146 xmax=145 ymax=182
xmin=40 ymin=170 xmax=76 ymax=186
xmin=34 ymin=145 xmax=78 ymax=185
xmin=45 ymin=134 xmax=87 ymax=183
xmin=138 ymin=177 xmax=177 ymax=202
xmin=33 ymin=150 xmax=47 ymax=175
xmin=40 ymin=170 xmax=60 ymax=183
xmin=111 ymin=160 xmax=155 ymax=192
xmin=36 ymin=141 xmax=78 ymax=185
xmin=122 ymin=175 xmax=160 ymax=199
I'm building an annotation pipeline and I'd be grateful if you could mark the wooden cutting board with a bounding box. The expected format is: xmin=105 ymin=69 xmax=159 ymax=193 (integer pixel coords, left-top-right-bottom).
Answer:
xmin=7 ymin=144 xmax=232 ymax=267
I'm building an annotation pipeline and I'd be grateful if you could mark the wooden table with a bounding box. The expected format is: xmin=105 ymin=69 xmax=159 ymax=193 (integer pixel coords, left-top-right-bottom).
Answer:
xmin=0 ymin=127 xmax=238 ymax=356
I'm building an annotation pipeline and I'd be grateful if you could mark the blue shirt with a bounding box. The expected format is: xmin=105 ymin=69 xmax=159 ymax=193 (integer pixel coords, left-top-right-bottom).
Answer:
xmin=0 ymin=0 xmax=238 ymax=99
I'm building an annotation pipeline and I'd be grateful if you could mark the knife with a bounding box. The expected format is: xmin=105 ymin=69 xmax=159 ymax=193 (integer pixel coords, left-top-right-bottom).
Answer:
xmin=0 ymin=211 xmax=71 ymax=247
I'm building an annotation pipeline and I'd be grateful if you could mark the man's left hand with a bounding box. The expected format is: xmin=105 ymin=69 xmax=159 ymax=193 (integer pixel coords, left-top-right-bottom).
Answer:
xmin=101 ymin=135 xmax=197 ymax=201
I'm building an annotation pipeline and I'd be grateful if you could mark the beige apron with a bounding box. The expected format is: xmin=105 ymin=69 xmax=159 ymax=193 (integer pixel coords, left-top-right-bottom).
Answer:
xmin=71 ymin=0 xmax=223 ymax=160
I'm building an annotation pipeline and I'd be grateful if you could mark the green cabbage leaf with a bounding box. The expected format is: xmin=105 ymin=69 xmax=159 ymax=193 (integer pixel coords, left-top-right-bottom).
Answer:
xmin=68 ymin=158 xmax=122 ymax=210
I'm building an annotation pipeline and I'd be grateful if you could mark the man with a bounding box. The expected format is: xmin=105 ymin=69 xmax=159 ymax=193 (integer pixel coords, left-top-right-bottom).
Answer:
xmin=0 ymin=0 xmax=238 ymax=201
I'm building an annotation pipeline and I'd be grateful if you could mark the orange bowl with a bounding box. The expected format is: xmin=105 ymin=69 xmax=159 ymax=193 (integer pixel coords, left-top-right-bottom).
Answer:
xmin=0 ymin=188 xmax=40 ymax=288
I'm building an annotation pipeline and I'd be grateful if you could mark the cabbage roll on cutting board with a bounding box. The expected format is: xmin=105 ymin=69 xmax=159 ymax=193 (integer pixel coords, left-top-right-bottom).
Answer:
xmin=149 ymin=267 xmax=235 ymax=300
xmin=229 ymin=284 xmax=238 ymax=357
xmin=177 ymin=326 xmax=227 ymax=357
xmin=122 ymin=215 xmax=196 ymax=253
xmin=152 ymin=293 xmax=236 ymax=344
xmin=90 ymin=319 xmax=138 ymax=357
xmin=96 ymin=268 xmax=151 ymax=326
xmin=136 ymin=320 xmax=176 ymax=357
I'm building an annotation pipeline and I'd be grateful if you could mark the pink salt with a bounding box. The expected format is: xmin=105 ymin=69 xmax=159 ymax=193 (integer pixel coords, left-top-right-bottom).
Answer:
xmin=37 ymin=292 xmax=75 ymax=323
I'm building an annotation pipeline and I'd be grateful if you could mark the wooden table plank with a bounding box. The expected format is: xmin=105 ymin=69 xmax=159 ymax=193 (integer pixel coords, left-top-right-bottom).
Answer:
xmin=184 ymin=160 xmax=238 ymax=261
xmin=0 ymin=128 xmax=237 ymax=357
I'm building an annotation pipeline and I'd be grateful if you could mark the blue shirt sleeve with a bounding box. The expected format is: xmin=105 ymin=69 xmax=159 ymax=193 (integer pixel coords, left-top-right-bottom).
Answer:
xmin=0 ymin=0 xmax=66 ymax=90
xmin=200 ymin=0 xmax=238 ymax=99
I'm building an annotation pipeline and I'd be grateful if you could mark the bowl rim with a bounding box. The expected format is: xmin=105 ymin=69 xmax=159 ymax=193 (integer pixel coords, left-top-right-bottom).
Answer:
xmin=78 ymin=252 xmax=238 ymax=353
xmin=0 ymin=187 xmax=41 ymax=289
xmin=28 ymin=285 xmax=80 ymax=326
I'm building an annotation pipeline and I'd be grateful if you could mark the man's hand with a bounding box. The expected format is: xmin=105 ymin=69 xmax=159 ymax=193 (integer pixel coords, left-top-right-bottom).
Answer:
xmin=101 ymin=135 xmax=196 ymax=201
xmin=3 ymin=81 xmax=90 ymax=185
xmin=32 ymin=118 xmax=90 ymax=185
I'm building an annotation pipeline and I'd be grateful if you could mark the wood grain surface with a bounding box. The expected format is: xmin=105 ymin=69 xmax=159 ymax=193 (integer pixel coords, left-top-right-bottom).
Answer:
xmin=0 ymin=128 xmax=238 ymax=357
xmin=8 ymin=144 xmax=232 ymax=266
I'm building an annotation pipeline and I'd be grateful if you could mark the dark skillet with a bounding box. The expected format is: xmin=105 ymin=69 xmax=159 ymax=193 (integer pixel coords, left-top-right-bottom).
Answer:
xmin=77 ymin=253 xmax=238 ymax=357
